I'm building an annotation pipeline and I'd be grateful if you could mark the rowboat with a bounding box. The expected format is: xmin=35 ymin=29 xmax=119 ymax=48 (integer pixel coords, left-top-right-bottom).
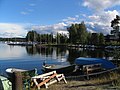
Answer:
xmin=6 ymin=68 xmax=37 ymax=90
xmin=6 ymin=68 xmax=37 ymax=81
xmin=75 ymin=57 xmax=116 ymax=70
xmin=42 ymin=64 xmax=76 ymax=75
xmin=6 ymin=68 xmax=27 ymax=78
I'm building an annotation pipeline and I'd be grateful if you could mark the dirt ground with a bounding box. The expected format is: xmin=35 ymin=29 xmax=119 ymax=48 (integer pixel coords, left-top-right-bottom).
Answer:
xmin=38 ymin=80 xmax=119 ymax=90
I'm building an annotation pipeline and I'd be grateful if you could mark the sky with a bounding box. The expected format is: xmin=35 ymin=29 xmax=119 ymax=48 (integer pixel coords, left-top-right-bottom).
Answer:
xmin=0 ymin=0 xmax=120 ymax=38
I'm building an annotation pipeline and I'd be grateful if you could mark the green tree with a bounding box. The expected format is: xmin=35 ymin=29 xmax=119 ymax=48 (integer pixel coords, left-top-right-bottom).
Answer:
xmin=56 ymin=33 xmax=68 ymax=44
xmin=99 ymin=33 xmax=105 ymax=45
xmin=86 ymin=32 xmax=92 ymax=44
xmin=78 ymin=22 xmax=87 ymax=44
xmin=26 ymin=31 xmax=39 ymax=42
xmin=91 ymin=33 xmax=99 ymax=45
xmin=111 ymin=15 xmax=120 ymax=41
xmin=67 ymin=22 xmax=87 ymax=44
xmin=67 ymin=24 xmax=77 ymax=43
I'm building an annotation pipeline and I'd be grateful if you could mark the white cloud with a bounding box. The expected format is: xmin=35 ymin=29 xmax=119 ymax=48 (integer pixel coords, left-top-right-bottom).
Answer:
xmin=21 ymin=3 xmax=36 ymax=15
xmin=87 ymin=28 xmax=96 ymax=33
xmin=75 ymin=15 xmax=79 ymax=18
xmin=0 ymin=23 xmax=27 ymax=38
xmin=21 ymin=11 xmax=29 ymax=15
xmin=26 ymin=9 xmax=119 ymax=35
xmin=82 ymin=0 xmax=120 ymax=34
xmin=31 ymin=23 xmax=68 ymax=34
xmin=62 ymin=17 xmax=76 ymax=22
xmin=83 ymin=0 xmax=120 ymax=12
xmin=62 ymin=16 xmax=81 ymax=25
xmin=86 ymin=10 xmax=119 ymax=34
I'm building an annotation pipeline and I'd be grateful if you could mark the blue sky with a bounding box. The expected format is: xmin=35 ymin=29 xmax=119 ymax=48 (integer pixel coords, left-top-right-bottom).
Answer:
xmin=0 ymin=0 xmax=120 ymax=37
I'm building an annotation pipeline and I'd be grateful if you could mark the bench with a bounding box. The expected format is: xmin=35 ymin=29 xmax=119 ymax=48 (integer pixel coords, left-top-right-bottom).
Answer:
xmin=83 ymin=63 xmax=102 ymax=79
xmin=31 ymin=71 xmax=67 ymax=89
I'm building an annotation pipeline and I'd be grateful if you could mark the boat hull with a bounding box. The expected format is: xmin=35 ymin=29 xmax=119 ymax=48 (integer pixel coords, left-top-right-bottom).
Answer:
xmin=75 ymin=57 xmax=116 ymax=69
xmin=42 ymin=64 xmax=76 ymax=75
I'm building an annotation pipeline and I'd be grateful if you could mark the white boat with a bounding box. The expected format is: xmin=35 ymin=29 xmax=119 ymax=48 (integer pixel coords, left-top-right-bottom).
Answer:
xmin=6 ymin=68 xmax=27 ymax=73
xmin=6 ymin=68 xmax=37 ymax=79
xmin=6 ymin=68 xmax=27 ymax=78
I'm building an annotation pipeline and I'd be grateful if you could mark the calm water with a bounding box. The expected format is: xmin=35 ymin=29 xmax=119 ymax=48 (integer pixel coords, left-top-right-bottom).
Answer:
xmin=0 ymin=42 xmax=118 ymax=76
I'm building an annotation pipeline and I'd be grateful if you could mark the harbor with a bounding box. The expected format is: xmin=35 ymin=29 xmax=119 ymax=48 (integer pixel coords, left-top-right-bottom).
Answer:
xmin=0 ymin=42 xmax=120 ymax=89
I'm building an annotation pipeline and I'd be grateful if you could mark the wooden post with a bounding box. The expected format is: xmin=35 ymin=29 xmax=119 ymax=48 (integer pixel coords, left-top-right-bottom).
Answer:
xmin=13 ymin=72 xmax=23 ymax=90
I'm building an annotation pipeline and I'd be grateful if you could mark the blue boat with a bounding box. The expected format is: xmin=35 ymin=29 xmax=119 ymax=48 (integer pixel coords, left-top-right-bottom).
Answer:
xmin=75 ymin=57 xmax=116 ymax=70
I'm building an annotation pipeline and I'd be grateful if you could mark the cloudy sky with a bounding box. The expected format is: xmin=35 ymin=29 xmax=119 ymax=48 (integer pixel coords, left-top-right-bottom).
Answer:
xmin=0 ymin=0 xmax=120 ymax=37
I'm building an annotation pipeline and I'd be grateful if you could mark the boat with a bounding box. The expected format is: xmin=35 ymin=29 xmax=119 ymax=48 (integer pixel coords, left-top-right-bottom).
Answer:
xmin=6 ymin=68 xmax=27 ymax=78
xmin=42 ymin=64 xmax=76 ymax=75
xmin=0 ymin=75 xmax=12 ymax=90
xmin=6 ymin=68 xmax=27 ymax=73
xmin=7 ymin=42 xmax=37 ymax=46
xmin=75 ymin=57 xmax=116 ymax=70
xmin=6 ymin=68 xmax=37 ymax=90
xmin=6 ymin=68 xmax=37 ymax=81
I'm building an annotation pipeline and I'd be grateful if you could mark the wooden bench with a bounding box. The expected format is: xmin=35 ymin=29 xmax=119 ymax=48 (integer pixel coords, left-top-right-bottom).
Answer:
xmin=83 ymin=63 xmax=102 ymax=79
xmin=31 ymin=71 xmax=67 ymax=89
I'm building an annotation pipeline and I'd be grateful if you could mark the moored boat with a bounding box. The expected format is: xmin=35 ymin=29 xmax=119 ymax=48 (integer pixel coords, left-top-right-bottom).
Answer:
xmin=42 ymin=64 xmax=76 ymax=75
xmin=75 ymin=57 xmax=116 ymax=70
xmin=6 ymin=68 xmax=37 ymax=78
xmin=6 ymin=68 xmax=27 ymax=78
xmin=7 ymin=42 xmax=37 ymax=46
xmin=6 ymin=68 xmax=37 ymax=90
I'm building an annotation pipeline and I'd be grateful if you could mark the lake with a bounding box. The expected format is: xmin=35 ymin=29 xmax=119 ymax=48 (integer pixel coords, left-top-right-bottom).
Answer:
xmin=0 ymin=42 xmax=119 ymax=76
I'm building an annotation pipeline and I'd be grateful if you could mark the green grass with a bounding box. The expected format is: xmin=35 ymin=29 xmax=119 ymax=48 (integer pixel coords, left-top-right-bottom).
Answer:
xmin=30 ymin=71 xmax=120 ymax=90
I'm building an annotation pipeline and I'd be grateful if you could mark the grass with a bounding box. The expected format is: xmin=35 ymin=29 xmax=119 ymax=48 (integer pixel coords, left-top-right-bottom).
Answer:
xmin=86 ymin=72 xmax=120 ymax=85
xmin=30 ymin=70 xmax=120 ymax=90
xmin=39 ymin=71 xmax=120 ymax=90
xmin=40 ymin=80 xmax=98 ymax=90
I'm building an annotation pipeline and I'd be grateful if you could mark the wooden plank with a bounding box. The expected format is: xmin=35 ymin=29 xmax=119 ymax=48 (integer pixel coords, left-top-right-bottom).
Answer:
xmin=83 ymin=64 xmax=102 ymax=80
xmin=37 ymin=73 xmax=57 ymax=87
xmin=56 ymin=74 xmax=67 ymax=83
xmin=33 ymin=79 xmax=40 ymax=89
xmin=32 ymin=71 xmax=56 ymax=79
xmin=83 ymin=63 xmax=102 ymax=72
xmin=46 ymin=79 xmax=58 ymax=86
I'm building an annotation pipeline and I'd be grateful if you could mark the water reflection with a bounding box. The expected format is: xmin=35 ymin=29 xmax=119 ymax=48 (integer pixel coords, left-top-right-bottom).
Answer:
xmin=0 ymin=43 xmax=120 ymax=76
xmin=25 ymin=46 xmax=120 ymax=65
xmin=26 ymin=46 xmax=68 ymax=62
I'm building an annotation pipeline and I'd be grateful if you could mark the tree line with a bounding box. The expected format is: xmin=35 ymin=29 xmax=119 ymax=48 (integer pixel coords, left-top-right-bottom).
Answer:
xmin=26 ymin=22 xmax=105 ymax=45
xmin=26 ymin=31 xmax=68 ymax=44
xmin=67 ymin=22 xmax=105 ymax=45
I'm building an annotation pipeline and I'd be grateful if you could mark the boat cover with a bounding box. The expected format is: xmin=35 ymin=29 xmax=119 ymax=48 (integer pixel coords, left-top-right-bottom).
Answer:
xmin=0 ymin=76 xmax=12 ymax=90
xmin=75 ymin=57 xmax=116 ymax=69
